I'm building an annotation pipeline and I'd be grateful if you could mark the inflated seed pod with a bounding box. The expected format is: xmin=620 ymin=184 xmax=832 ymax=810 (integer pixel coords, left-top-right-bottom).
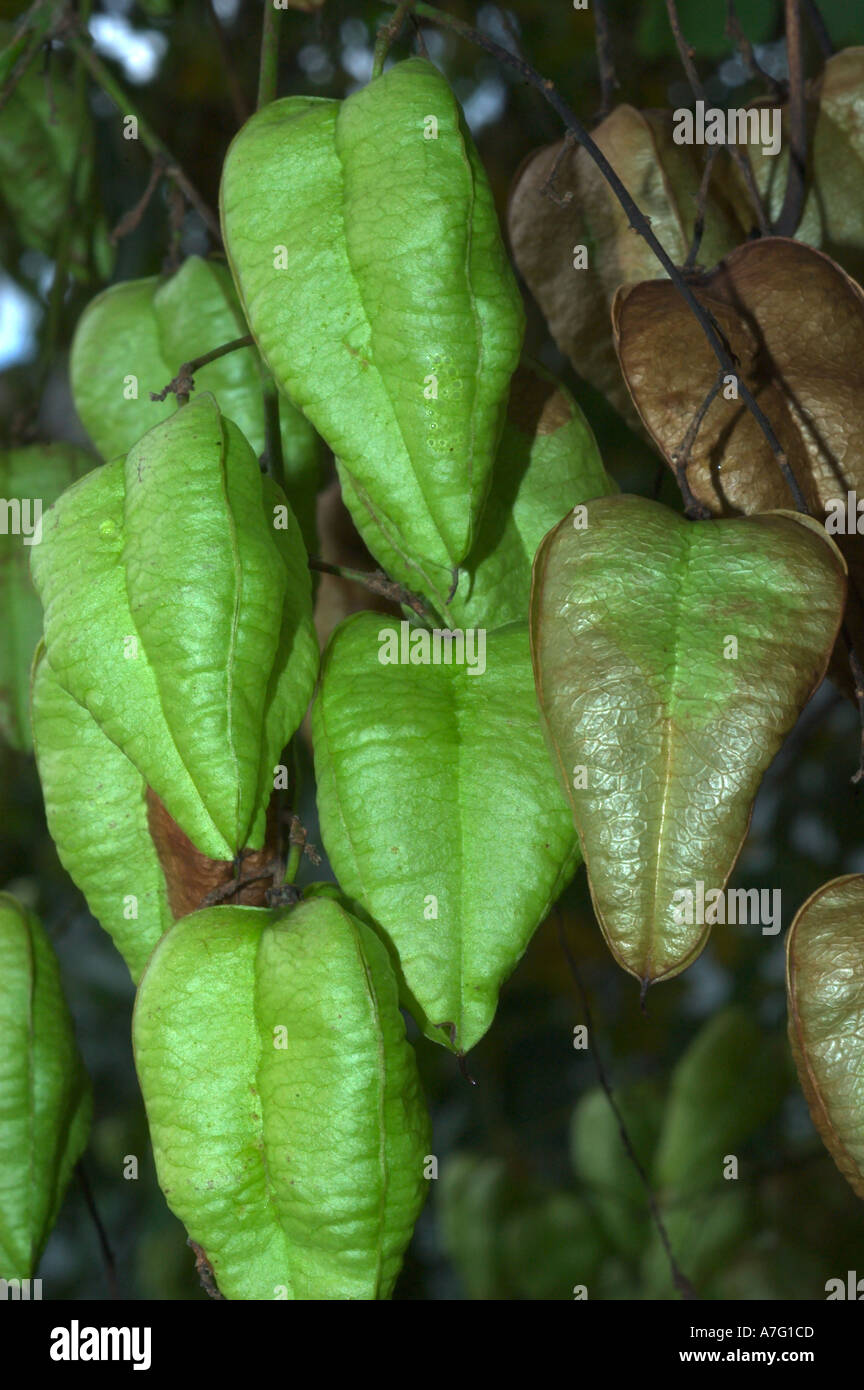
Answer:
xmin=31 ymin=393 xmax=318 ymax=864
xmin=0 ymin=894 xmax=92 ymax=1280
xmin=786 ymin=874 xmax=864 ymax=1200
xmin=221 ymin=57 xmax=525 ymax=578
xmin=69 ymin=258 xmax=321 ymax=549
xmin=31 ymin=644 xmax=172 ymax=982
xmin=312 ymin=614 xmax=579 ymax=1053
xmin=340 ymin=360 xmax=617 ymax=627
xmin=0 ymin=444 xmax=93 ymax=751
xmin=133 ymin=896 xmax=431 ymax=1300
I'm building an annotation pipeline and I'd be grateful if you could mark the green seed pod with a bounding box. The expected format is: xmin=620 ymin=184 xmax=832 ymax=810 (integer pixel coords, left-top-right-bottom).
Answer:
xmin=31 ymin=394 xmax=318 ymax=862
xmin=0 ymin=894 xmax=92 ymax=1280
xmin=340 ymin=361 xmax=617 ymax=627
xmin=221 ymin=57 xmax=525 ymax=577
xmin=0 ymin=444 xmax=93 ymax=751
xmin=133 ymin=897 xmax=431 ymax=1300
xmin=312 ymin=614 xmax=579 ymax=1052
xmin=31 ymin=644 xmax=172 ymax=981
xmin=69 ymin=258 xmax=321 ymax=549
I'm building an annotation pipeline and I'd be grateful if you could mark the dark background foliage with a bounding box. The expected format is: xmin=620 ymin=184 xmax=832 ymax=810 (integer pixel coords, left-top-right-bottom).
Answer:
xmin=2 ymin=0 xmax=863 ymax=1299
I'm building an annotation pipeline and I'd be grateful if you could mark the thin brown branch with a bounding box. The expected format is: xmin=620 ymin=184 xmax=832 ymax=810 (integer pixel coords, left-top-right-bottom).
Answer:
xmin=150 ymin=334 xmax=254 ymax=403
xmin=207 ymin=0 xmax=249 ymax=126
xmin=109 ymin=157 xmax=164 ymax=243
xmin=665 ymin=0 xmax=703 ymax=100
xmin=725 ymin=0 xmax=783 ymax=97
xmin=774 ymin=0 xmax=808 ymax=237
xmin=557 ymin=914 xmax=698 ymax=1301
xmin=77 ymin=1164 xmax=119 ymax=1299
xmin=667 ymin=0 xmax=770 ymax=235
xmin=684 ymin=147 xmax=718 ymax=270
xmin=65 ymin=21 xmax=222 ymax=244
xmin=308 ymin=556 xmax=434 ymax=622
xmin=592 ymin=0 xmax=618 ymax=119
xmin=670 ymin=373 xmax=725 ymax=517
xmin=730 ymin=141 xmax=772 ymax=236
xmin=201 ymin=866 xmax=275 ymax=907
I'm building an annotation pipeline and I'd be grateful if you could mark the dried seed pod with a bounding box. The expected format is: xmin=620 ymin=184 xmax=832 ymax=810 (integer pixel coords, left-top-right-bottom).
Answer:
xmin=786 ymin=874 xmax=864 ymax=1201
xmin=508 ymin=106 xmax=750 ymax=423
xmin=612 ymin=237 xmax=864 ymax=696
xmin=744 ymin=49 xmax=864 ymax=283
xmin=531 ymin=496 xmax=845 ymax=983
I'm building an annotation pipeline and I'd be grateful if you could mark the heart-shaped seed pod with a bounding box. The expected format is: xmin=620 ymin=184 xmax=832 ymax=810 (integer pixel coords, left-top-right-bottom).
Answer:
xmin=221 ymin=57 xmax=525 ymax=578
xmin=31 ymin=393 xmax=318 ymax=863
xmin=133 ymin=896 xmax=430 ymax=1300
xmin=531 ymin=496 xmax=846 ymax=985
xmin=312 ymin=614 xmax=579 ymax=1052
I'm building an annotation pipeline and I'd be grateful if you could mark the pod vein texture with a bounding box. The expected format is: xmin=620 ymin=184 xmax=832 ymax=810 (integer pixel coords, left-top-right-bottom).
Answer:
xmin=132 ymin=899 xmax=430 ymax=1300
xmin=220 ymin=58 xmax=525 ymax=576
xmin=530 ymin=496 xmax=847 ymax=985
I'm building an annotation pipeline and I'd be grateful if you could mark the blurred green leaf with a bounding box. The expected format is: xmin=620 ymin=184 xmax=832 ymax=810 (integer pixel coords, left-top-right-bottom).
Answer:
xmin=653 ymin=1007 xmax=788 ymax=1195
xmin=499 ymin=1191 xmax=604 ymax=1300
xmin=641 ymin=1187 xmax=758 ymax=1298
xmin=570 ymin=1080 xmax=664 ymax=1261
xmin=438 ymin=1154 xmax=605 ymax=1300
xmin=438 ymin=1155 xmax=516 ymax=1299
